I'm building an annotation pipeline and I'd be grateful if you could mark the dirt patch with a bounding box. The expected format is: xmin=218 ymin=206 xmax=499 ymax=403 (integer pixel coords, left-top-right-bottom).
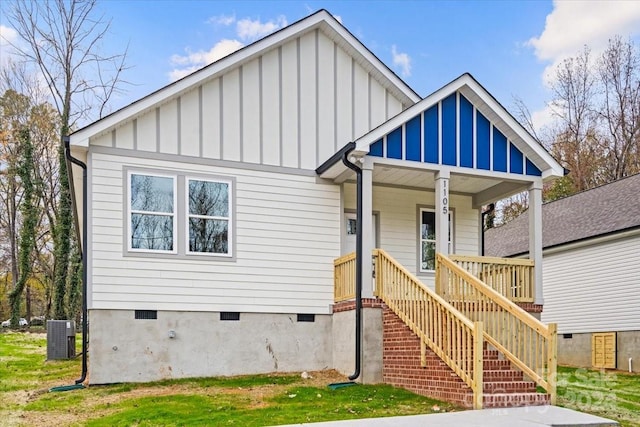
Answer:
xmin=14 ymin=370 xmax=350 ymax=427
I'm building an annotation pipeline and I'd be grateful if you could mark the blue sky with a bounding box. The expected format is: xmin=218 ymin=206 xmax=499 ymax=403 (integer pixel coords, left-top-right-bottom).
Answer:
xmin=3 ymin=0 xmax=640 ymax=130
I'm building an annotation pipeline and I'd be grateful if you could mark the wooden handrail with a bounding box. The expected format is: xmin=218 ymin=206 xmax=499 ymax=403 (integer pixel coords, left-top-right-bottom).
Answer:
xmin=447 ymin=254 xmax=535 ymax=303
xmin=373 ymin=249 xmax=484 ymax=409
xmin=437 ymin=253 xmax=557 ymax=404
xmin=334 ymin=252 xmax=356 ymax=302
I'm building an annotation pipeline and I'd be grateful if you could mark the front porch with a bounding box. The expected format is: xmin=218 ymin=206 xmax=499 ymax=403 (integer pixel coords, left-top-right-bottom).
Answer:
xmin=335 ymin=251 xmax=538 ymax=306
xmin=317 ymin=74 xmax=564 ymax=409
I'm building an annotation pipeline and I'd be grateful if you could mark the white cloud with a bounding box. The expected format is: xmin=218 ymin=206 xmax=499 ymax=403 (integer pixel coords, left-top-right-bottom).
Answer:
xmin=333 ymin=15 xmax=343 ymax=24
xmin=236 ymin=15 xmax=287 ymax=41
xmin=529 ymin=0 xmax=640 ymax=62
xmin=530 ymin=104 xmax=556 ymax=134
xmin=391 ymin=45 xmax=411 ymax=77
xmin=207 ymin=14 xmax=236 ymax=26
xmin=168 ymin=14 xmax=290 ymax=81
xmin=527 ymin=1 xmax=640 ymax=131
xmin=0 ymin=25 xmax=18 ymax=66
xmin=528 ymin=0 xmax=640 ymax=86
xmin=169 ymin=39 xmax=244 ymax=81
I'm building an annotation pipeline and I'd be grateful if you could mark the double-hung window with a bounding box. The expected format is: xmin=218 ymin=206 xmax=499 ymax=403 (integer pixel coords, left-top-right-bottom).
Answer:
xmin=187 ymin=178 xmax=231 ymax=256
xmin=419 ymin=208 xmax=452 ymax=272
xmin=129 ymin=173 xmax=177 ymax=252
xmin=127 ymin=170 xmax=233 ymax=257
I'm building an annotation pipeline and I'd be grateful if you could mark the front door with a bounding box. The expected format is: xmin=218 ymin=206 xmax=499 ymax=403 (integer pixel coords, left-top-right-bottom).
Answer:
xmin=342 ymin=212 xmax=377 ymax=255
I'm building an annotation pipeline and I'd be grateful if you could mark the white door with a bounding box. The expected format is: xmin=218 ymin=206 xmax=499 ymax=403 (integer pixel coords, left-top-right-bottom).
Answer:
xmin=342 ymin=212 xmax=377 ymax=255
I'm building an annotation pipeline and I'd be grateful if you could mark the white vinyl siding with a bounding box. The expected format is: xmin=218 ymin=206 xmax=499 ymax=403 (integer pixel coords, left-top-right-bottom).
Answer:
xmin=90 ymin=152 xmax=341 ymax=314
xmin=343 ymin=183 xmax=479 ymax=288
xmin=541 ymin=234 xmax=640 ymax=333
xmin=104 ymin=31 xmax=408 ymax=169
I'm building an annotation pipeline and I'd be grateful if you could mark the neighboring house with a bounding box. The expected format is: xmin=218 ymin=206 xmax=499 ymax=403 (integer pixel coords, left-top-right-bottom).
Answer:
xmin=485 ymin=174 xmax=640 ymax=372
xmin=67 ymin=10 xmax=565 ymax=407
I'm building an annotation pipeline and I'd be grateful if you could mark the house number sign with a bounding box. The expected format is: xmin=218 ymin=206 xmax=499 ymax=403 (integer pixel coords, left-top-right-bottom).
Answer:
xmin=441 ymin=179 xmax=449 ymax=214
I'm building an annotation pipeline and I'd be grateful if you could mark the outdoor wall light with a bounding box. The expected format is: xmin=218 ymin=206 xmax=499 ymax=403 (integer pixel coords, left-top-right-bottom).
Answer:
xmin=168 ymin=330 xmax=176 ymax=339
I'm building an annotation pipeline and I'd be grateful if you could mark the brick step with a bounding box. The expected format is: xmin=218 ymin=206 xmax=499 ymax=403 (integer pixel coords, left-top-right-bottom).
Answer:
xmin=385 ymin=369 xmax=462 ymax=381
xmin=483 ymin=369 xmax=524 ymax=382
xmin=483 ymin=350 xmax=500 ymax=360
xmin=483 ymin=381 xmax=537 ymax=393
xmin=482 ymin=392 xmax=551 ymax=408
xmin=483 ymin=359 xmax=512 ymax=370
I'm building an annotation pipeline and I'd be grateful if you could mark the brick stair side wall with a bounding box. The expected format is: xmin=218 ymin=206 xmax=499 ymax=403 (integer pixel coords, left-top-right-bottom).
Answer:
xmin=382 ymin=304 xmax=474 ymax=408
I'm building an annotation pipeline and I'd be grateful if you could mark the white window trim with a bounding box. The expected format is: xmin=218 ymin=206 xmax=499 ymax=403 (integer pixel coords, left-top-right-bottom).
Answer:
xmin=185 ymin=176 xmax=233 ymax=257
xmin=124 ymin=168 xmax=235 ymax=260
xmin=127 ymin=171 xmax=178 ymax=254
xmin=419 ymin=207 xmax=454 ymax=273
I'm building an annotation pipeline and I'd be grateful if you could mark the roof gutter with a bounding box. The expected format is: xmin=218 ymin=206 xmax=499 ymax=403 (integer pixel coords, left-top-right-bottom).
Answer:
xmin=339 ymin=144 xmax=363 ymax=381
xmin=63 ymin=136 xmax=88 ymax=385
xmin=316 ymin=141 xmax=357 ymax=176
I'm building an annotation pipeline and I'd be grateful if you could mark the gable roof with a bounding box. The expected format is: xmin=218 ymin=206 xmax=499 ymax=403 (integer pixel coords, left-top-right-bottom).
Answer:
xmin=318 ymin=73 xmax=564 ymax=182
xmin=70 ymin=9 xmax=420 ymax=147
xmin=485 ymin=173 xmax=640 ymax=257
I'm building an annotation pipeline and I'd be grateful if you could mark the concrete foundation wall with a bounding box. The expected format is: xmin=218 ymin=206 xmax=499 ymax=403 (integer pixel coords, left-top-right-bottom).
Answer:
xmin=331 ymin=304 xmax=384 ymax=384
xmin=89 ymin=309 xmax=333 ymax=384
xmin=558 ymin=330 xmax=640 ymax=372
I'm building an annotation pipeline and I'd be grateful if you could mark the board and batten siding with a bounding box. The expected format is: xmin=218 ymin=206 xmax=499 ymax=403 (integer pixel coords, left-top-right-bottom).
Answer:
xmin=91 ymin=30 xmax=406 ymax=169
xmin=342 ymin=182 xmax=479 ymax=287
xmin=541 ymin=234 xmax=640 ymax=333
xmin=89 ymin=152 xmax=341 ymax=314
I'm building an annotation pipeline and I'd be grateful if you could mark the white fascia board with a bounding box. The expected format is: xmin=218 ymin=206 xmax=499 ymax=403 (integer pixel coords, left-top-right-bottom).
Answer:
xmin=70 ymin=10 xmax=419 ymax=148
xmin=459 ymin=76 xmax=564 ymax=178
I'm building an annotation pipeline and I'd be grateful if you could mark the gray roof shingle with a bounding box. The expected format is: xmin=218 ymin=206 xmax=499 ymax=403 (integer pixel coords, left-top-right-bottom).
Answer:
xmin=484 ymin=174 xmax=640 ymax=257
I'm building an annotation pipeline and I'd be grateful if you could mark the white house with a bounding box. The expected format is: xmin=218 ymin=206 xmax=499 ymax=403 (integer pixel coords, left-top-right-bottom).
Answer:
xmin=485 ymin=174 xmax=640 ymax=372
xmin=67 ymin=10 xmax=565 ymax=408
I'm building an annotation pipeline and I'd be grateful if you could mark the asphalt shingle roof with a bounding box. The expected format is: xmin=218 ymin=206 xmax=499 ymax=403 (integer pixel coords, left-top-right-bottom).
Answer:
xmin=484 ymin=174 xmax=640 ymax=257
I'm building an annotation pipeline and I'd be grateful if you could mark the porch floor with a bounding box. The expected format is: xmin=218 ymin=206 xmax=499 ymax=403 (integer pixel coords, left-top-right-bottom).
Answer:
xmin=275 ymin=405 xmax=618 ymax=426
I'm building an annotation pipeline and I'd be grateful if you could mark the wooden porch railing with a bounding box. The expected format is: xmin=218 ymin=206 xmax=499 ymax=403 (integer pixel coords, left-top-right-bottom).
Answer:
xmin=448 ymin=254 xmax=534 ymax=303
xmin=374 ymin=249 xmax=484 ymax=409
xmin=334 ymin=252 xmax=356 ymax=302
xmin=436 ymin=253 xmax=557 ymax=404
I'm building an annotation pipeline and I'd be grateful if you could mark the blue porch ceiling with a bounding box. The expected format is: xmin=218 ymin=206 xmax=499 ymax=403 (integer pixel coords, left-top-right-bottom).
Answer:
xmin=368 ymin=92 xmax=542 ymax=177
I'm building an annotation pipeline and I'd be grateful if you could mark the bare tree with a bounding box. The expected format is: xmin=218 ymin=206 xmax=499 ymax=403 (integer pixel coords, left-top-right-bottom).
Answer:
xmin=4 ymin=0 xmax=129 ymax=319
xmin=549 ymin=46 xmax=607 ymax=192
xmin=597 ymin=36 xmax=640 ymax=181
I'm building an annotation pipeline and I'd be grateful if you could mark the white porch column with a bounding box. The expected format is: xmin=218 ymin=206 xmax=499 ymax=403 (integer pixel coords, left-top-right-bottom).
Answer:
xmin=435 ymin=171 xmax=451 ymax=257
xmin=361 ymin=159 xmax=374 ymax=298
xmin=529 ymin=182 xmax=544 ymax=304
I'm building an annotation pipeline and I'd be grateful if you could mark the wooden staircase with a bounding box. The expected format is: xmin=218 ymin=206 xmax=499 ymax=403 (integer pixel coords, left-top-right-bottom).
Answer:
xmin=335 ymin=249 xmax=557 ymax=409
xmin=382 ymin=302 xmax=550 ymax=408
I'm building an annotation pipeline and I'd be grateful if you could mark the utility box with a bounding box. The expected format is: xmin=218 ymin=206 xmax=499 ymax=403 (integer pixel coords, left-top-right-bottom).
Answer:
xmin=47 ymin=320 xmax=76 ymax=360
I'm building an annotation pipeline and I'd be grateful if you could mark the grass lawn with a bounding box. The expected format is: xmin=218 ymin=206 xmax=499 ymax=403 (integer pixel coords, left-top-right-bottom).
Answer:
xmin=3 ymin=332 xmax=639 ymax=427
xmin=555 ymin=366 xmax=640 ymax=427
xmin=1 ymin=332 xmax=456 ymax=426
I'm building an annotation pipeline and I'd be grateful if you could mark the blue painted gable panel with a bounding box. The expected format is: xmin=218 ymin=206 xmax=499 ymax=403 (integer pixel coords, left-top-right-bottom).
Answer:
xmin=387 ymin=127 xmax=403 ymax=159
xmin=365 ymin=91 xmax=547 ymax=179
xmin=526 ymin=159 xmax=542 ymax=176
xmin=476 ymin=111 xmax=490 ymax=170
xmin=510 ymin=143 xmax=524 ymax=174
xmin=493 ymin=127 xmax=508 ymax=172
xmin=370 ymin=139 xmax=383 ymax=157
xmin=406 ymin=116 xmax=421 ymax=161
xmin=442 ymin=94 xmax=457 ymax=166
xmin=460 ymin=95 xmax=473 ymax=168
xmin=424 ymin=106 xmax=439 ymax=164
